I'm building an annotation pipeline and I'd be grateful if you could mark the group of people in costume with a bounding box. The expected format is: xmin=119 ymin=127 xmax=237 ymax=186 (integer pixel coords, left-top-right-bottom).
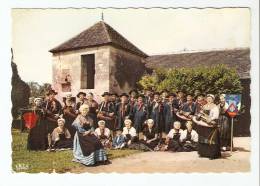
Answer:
xmin=24 ymin=88 xmax=232 ymax=166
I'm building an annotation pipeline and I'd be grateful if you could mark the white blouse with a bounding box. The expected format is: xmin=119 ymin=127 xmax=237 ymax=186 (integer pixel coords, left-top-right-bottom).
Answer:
xmin=209 ymin=105 xmax=220 ymax=120
xmin=167 ymin=129 xmax=183 ymax=139
xmin=180 ymin=129 xmax=198 ymax=142
xmin=122 ymin=127 xmax=137 ymax=137
xmin=94 ymin=128 xmax=110 ymax=137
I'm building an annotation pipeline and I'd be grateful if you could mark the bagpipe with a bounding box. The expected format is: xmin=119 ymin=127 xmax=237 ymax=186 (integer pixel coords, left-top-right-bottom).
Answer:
xmin=192 ymin=110 xmax=218 ymax=127
xmin=176 ymin=110 xmax=193 ymax=121
xmin=97 ymin=102 xmax=116 ymax=121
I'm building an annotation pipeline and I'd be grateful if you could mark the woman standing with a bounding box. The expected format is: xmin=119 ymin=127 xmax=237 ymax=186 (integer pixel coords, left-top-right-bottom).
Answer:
xmin=218 ymin=94 xmax=231 ymax=151
xmin=27 ymin=98 xmax=47 ymax=150
xmin=193 ymin=94 xmax=221 ymax=159
xmin=72 ymin=104 xmax=108 ymax=166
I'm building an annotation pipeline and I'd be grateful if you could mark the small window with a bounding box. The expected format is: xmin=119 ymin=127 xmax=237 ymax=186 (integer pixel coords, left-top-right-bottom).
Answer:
xmin=81 ymin=54 xmax=95 ymax=89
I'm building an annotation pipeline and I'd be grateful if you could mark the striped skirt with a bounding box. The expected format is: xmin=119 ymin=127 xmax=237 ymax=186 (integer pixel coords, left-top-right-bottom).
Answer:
xmin=72 ymin=132 xmax=107 ymax=166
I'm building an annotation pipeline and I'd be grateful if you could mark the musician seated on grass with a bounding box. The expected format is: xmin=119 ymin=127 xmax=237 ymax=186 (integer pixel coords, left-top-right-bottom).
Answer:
xmin=122 ymin=119 xmax=138 ymax=147
xmin=94 ymin=120 xmax=111 ymax=149
xmin=165 ymin=121 xmax=183 ymax=152
xmin=112 ymin=128 xmax=126 ymax=149
xmin=180 ymin=121 xmax=198 ymax=152
xmin=50 ymin=117 xmax=73 ymax=151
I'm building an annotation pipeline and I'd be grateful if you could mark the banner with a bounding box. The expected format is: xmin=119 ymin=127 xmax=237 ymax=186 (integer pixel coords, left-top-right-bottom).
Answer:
xmin=225 ymin=94 xmax=242 ymax=118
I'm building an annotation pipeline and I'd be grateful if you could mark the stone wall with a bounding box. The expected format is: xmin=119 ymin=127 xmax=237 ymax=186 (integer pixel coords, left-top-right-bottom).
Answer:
xmin=51 ymin=46 xmax=110 ymax=102
xmin=109 ymin=46 xmax=148 ymax=94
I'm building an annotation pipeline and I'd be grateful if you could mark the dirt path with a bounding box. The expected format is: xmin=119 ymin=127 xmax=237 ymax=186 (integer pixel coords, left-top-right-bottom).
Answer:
xmin=71 ymin=137 xmax=250 ymax=173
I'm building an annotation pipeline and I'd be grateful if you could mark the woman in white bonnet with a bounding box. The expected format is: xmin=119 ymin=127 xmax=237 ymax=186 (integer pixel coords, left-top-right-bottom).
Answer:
xmin=72 ymin=104 xmax=109 ymax=166
xmin=194 ymin=94 xmax=221 ymax=159
xmin=50 ymin=117 xmax=73 ymax=150
xmin=27 ymin=97 xmax=47 ymax=151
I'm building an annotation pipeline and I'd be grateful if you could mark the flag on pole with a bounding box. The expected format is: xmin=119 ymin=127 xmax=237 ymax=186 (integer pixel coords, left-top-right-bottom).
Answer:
xmin=225 ymin=94 xmax=242 ymax=118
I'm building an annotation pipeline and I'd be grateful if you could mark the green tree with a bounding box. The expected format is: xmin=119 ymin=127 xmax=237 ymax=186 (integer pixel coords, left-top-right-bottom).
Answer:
xmin=27 ymin=82 xmax=52 ymax=98
xmin=138 ymin=64 xmax=242 ymax=95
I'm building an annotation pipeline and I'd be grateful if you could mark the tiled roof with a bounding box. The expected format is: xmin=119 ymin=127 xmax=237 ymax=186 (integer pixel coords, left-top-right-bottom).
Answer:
xmin=145 ymin=48 xmax=250 ymax=79
xmin=49 ymin=21 xmax=148 ymax=57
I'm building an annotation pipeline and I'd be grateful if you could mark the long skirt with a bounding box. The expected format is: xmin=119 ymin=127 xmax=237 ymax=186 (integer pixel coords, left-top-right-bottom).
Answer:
xmin=128 ymin=143 xmax=153 ymax=151
xmin=218 ymin=114 xmax=231 ymax=147
xmin=27 ymin=120 xmax=47 ymax=150
xmin=73 ymin=132 xmax=107 ymax=166
xmin=167 ymin=139 xmax=183 ymax=152
xmin=182 ymin=141 xmax=198 ymax=152
xmin=53 ymin=139 xmax=73 ymax=149
xmin=197 ymin=125 xmax=221 ymax=159
xmin=139 ymin=139 xmax=159 ymax=150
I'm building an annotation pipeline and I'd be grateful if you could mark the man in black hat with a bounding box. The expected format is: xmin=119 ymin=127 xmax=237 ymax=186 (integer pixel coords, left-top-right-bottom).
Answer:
xmin=97 ymin=92 xmax=115 ymax=131
xmin=128 ymin=92 xmax=137 ymax=121
xmin=129 ymin=89 xmax=138 ymax=98
xmin=42 ymin=89 xmax=62 ymax=147
xmin=177 ymin=93 xmax=196 ymax=129
xmin=160 ymin=89 xmax=169 ymax=104
xmin=144 ymin=88 xmax=153 ymax=109
xmin=195 ymin=93 xmax=206 ymax=114
xmin=110 ymin=93 xmax=119 ymax=110
xmin=115 ymin=93 xmax=131 ymax=130
xmin=163 ymin=93 xmax=178 ymax=134
xmin=182 ymin=94 xmax=196 ymax=115
xmin=131 ymin=94 xmax=148 ymax=138
xmin=149 ymin=92 xmax=165 ymax=138
xmin=75 ymin=92 xmax=86 ymax=111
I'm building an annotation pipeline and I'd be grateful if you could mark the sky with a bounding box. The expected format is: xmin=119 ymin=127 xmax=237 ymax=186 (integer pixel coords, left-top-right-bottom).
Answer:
xmin=12 ymin=8 xmax=250 ymax=84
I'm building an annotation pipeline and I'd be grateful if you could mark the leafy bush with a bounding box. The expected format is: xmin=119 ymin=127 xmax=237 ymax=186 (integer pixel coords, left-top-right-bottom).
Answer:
xmin=138 ymin=64 xmax=242 ymax=95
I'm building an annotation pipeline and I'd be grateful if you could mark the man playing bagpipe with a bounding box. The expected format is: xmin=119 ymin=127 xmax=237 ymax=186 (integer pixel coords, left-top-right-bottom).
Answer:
xmin=176 ymin=93 xmax=196 ymax=129
xmin=42 ymin=89 xmax=62 ymax=140
xmin=97 ymin=92 xmax=115 ymax=131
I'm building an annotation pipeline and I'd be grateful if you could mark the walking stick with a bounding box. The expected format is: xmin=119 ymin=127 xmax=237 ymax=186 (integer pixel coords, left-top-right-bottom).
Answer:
xmin=230 ymin=117 xmax=234 ymax=153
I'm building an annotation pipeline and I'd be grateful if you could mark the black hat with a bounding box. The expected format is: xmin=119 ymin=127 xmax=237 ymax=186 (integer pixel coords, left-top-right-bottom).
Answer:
xmin=176 ymin=89 xmax=186 ymax=94
xmin=119 ymin=93 xmax=129 ymax=98
xmin=160 ymin=89 xmax=169 ymax=94
xmin=102 ymin=92 xmax=110 ymax=97
xmin=129 ymin=89 xmax=138 ymax=95
xmin=115 ymin=128 xmax=122 ymax=132
xmin=168 ymin=93 xmax=177 ymax=98
xmin=46 ymin=89 xmax=58 ymax=96
xmin=186 ymin=93 xmax=194 ymax=97
xmin=137 ymin=94 xmax=145 ymax=99
xmin=153 ymin=92 xmax=160 ymax=96
xmin=144 ymin=87 xmax=153 ymax=91
xmin=194 ymin=93 xmax=206 ymax=99
xmin=110 ymin=93 xmax=119 ymax=97
xmin=76 ymin=92 xmax=86 ymax=98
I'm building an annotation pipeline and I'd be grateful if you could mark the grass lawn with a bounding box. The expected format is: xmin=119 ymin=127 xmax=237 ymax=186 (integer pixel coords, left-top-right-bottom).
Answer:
xmin=12 ymin=129 xmax=141 ymax=173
